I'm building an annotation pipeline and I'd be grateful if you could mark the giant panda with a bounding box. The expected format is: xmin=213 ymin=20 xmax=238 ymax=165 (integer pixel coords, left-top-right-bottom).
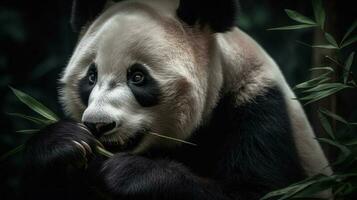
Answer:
xmin=22 ymin=0 xmax=332 ymax=200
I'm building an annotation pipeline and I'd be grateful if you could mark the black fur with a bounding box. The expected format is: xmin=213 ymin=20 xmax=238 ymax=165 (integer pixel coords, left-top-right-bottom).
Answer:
xmin=22 ymin=120 xmax=101 ymax=200
xmin=177 ymin=0 xmax=239 ymax=32
xmin=78 ymin=63 xmax=97 ymax=106
xmin=22 ymin=86 xmax=306 ymax=200
xmin=90 ymin=152 xmax=229 ymax=200
xmin=127 ymin=63 xmax=161 ymax=107
xmin=144 ymin=86 xmax=306 ymax=199
xmin=70 ymin=0 xmax=107 ymax=32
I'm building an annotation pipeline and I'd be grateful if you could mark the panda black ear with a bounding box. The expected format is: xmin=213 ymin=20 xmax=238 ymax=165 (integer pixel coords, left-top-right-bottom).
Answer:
xmin=176 ymin=0 xmax=240 ymax=33
xmin=70 ymin=0 xmax=108 ymax=32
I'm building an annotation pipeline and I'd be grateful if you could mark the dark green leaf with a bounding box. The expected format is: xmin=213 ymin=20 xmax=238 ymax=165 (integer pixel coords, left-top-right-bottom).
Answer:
xmin=294 ymin=73 xmax=331 ymax=89
xmin=317 ymin=138 xmax=351 ymax=165
xmin=311 ymin=44 xmax=338 ymax=49
xmin=334 ymin=184 xmax=348 ymax=196
xmin=341 ymin=20 xmax=357 ymax=45
xmin=261 ymin=174 xmax=331 ymax=200
xmin=302 ymin=83 xmax=348 ymax=93
xmin=285 ymin=9 xmax=316 ymax=25
xmin=268 ymin=24 xmax=318 ymax=31
xmin=344 ymin=52 xmax=355 ymax=83
xmin=345 ymin=139 xmax=357 ymax=146
xmin=309 ymin=67 xmax=334 ymax=72
xmin=324 ymin=33 xmax=339 ymax=48
xmin=261 ymin=184 xmax=311 ymax=200
xmin=312 ymin=0 xmax=325 ymax=29
xmin=8 ymin=113 xmax=51 ymax=125
xmin=320 ymin=108 xmax=349 ymax=124
xmin=318 ymin=112 xmax=334 ymax=139
xmin=10 ymin=87 xmax=59 ymax=121
xmin=16 ymin=129 xmax=39 ymax=134
xmin=0 ymin=144 xmax=24 ymax=161
xmin=291 ymin=177 xmax=337 ymax=198
xmin=297 ymin=41 xmax=338 ymax=49
xmin=300 ymin=86 xmax=349 ymax=105
xmin=341 ymin=35 xmax=357 ymax=48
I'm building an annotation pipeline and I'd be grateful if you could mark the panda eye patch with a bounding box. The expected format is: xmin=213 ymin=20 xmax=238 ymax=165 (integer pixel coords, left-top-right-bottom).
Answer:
xmin=78 ymin=63 xmax=97 ymax=106
xmin=127 ymin=63 xmax=160 ymax=107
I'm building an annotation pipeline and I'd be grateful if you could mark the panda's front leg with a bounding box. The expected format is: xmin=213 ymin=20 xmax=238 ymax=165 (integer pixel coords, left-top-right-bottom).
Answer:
xmin=94 ymin=153 xmax=229 ymax=200
xmin=22 ymin=120 xmax=103 ymax=200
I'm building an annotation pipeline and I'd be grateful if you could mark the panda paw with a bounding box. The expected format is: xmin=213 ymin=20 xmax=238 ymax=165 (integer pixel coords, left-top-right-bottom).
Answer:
xmin=24 ymin=120 xmax=100 ymax=171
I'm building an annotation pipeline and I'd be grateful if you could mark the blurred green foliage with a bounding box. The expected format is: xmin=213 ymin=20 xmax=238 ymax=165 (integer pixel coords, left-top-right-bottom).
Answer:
xmin=262 ymin=0 xmax=357 ymax=199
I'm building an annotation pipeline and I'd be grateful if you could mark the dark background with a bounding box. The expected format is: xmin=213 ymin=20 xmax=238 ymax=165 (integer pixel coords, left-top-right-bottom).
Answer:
xmin=0 ymin=0 xmax=356 ymax=199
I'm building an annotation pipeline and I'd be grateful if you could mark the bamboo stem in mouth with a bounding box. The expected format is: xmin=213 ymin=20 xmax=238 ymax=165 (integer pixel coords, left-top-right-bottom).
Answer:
xmin=145 ymin=131 xmax=197 ymax=146
xmin=96 ymin=146 xmax=114 ymax=158
xmin=95 ymin=131 xmax=197 ymax=158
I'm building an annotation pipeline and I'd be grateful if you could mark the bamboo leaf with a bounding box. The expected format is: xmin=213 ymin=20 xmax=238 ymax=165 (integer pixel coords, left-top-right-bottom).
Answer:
xmin=294 ymin=73 xmax=331 ymax=89
xmin=16 ymin=129 xmax=40 ymax=134
xmin=300 ymin=86 xmax=348 ymax=105
xmin=334 ymin=184 xmax=349 ymax=196
xmin=317 ymin=138 xmax=351 ymax=165
xmin=309 ymin=67 xmax=334 ymax=72
xmin=0 ymin=144 xmax=24 ymax=161
xmin=268 ymin=24 xmax=318 ymax=31
xmin=320 ymin=108 xmax=349 ymax=125
xmin=311 ymin=44 xmax=339 ymax=49
xmin=341 ymin=20 xmax=357 ymax=45
xmin=261 ymin=184 xmax=310 ymax=200
xmin=318 ymin=112 xmax=334 ymax=139
xmin=302 ymin=83 xmax=348 ymax=93
xmin=324 ymin=33 xmax=339 ymax=48
xmin=8 ymin=113 xmax=51 ymax=125
xmin=341 ymin=35 xmax=357 ymax=48
xmin=10 ymin=87 xmax=59 ymax=122
xmin=345 ymin=139 xmax=357 ymax=146
xmin=344 ymin=52 xmax=355 ymax=83
xmin=261 ymin=174 xmax=330 ymax=200
xmin=290 ymin=176 xmax=337 ymax=198
xmin=297 ymin=41 xmax=338 ymax=49
xmin=312 ymin=0 xmax=325 ymax=29
xmin=284 ymin=9 xmax=316 ymax=25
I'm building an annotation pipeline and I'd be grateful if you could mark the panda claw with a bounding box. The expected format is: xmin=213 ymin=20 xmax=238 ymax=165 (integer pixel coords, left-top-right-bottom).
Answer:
xmin=77 ymin=123 xmax=93 ymax=136
xmin=72 ymin=140 xmax=86 ymax=158
xmin=80 ymin=140 xmax=93 ymax=154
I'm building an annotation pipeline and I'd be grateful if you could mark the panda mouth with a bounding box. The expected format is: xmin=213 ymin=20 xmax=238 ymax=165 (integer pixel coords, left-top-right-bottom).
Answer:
xmin=101 ymin=130 xmax=145 ymax=152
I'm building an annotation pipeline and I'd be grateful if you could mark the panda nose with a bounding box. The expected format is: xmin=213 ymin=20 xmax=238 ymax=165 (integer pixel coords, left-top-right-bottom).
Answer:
xmin=83 ymin=121 xmax=116 ymax=138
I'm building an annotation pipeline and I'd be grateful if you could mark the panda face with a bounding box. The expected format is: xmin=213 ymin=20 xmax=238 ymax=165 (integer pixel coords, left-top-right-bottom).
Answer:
xmin=60 ymin=2 xmax=214 ymax=152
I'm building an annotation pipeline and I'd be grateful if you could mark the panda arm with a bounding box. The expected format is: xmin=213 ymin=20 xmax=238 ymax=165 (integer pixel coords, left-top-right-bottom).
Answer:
xmin=94 ymin=152 xmax=230 ymax=200
xmin=211 ymin=86 xmax=306 ymax=198
xmin=22 ymin=120 xmax=102 ymax=200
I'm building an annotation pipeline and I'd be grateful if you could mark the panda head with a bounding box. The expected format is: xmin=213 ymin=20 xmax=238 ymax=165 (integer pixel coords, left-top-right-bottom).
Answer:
xmin=60 ymin=0 xmax=239 ymax=152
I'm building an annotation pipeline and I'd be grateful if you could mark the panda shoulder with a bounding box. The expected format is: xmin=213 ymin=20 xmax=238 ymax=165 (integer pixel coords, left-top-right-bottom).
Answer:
xmin=216 ymin=27 xmax=286 ymax=105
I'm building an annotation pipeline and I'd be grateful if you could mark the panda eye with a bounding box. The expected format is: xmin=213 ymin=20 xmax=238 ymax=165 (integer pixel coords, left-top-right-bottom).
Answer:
xmin=87 ymin=64 xmax=97 ymax=86
xmin=127 ymin=63 xmax=149 ymax=86
xmin=88 ymin=73 xmax=96 ymax=85
xmin=131 ymin=71 xmax=145 ymax=84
